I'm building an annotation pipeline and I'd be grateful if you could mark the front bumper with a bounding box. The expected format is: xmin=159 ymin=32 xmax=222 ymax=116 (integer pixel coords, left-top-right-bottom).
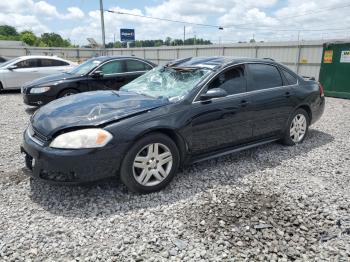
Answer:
xmin=22 ymin=93 xmax=55 ymax=106
xmin=21 ymin=128 xmax=128 ymax=184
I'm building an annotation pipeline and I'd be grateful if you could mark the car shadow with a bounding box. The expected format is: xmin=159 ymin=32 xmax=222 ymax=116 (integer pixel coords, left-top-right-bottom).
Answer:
xmin=28 ymin=129 xmax=334 ymax=218
xmin=25 ymin=106 xmax=38 ymax=115
xmin=0 ymin=89 xmax=20 ymax=94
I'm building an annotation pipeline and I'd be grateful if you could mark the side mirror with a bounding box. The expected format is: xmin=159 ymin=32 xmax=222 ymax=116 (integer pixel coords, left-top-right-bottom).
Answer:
xmin=7 ymin=65 xmax=17 ymax=70
xmin=91 ymin=70 xmax=104 ymax=78
xmin=200 ymin=88 xmax=228 ymax=101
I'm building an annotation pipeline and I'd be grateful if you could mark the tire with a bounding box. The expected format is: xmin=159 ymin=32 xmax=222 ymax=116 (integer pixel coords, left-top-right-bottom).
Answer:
xmin=0 ymin=81 xmax=3 ymax=93
xmin=282 ymin=108 xmax=310 ymax=146
xmin=120 ymin=133 xmax=180 ymax=194
xmin=58 ymin=88 xmax=78 ymax=98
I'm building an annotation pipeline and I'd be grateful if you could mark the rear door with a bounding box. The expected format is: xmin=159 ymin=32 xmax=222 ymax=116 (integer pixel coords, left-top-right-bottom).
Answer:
xmin=246 ymin=63 xmax=294 ymax=139
xmin=4 ymin=58 xmax=41 ymax=88
xmin=38 ymin=59 xmax=71 ymax=77
xmin=124 ymin=59 xmax=154 ymax=83
xmin=188 ymin=65 xmax=254 ymax=155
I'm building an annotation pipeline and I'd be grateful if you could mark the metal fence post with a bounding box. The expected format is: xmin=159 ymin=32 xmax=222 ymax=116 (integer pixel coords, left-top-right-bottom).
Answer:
xmin=296 ymin=44 xmax=302 ymax=74
xmin=77 ymin=49 xmax=80 ymax=62
xmin=157 ymin=49 xmax=160 ymax=64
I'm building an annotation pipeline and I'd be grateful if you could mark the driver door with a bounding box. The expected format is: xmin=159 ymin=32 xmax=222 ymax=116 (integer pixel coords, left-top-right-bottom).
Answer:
xmin=4 ymin=58 xmax=41 ymax=88
xmin=188 ymin=65 xmax=254 ymax=155
xmin=89 ymin=59 xmax=128 ymax=91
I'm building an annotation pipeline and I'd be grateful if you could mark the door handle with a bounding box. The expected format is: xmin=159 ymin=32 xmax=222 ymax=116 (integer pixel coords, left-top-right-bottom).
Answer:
xmin=284 ymin=91 xmax=291 ymax=98
xmin=240 ymin=100 xmax=249 ymax=107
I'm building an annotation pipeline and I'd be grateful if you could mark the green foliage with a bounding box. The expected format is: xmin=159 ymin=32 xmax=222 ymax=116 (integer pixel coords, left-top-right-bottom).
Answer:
xmin=20 ymin=31 xmax=37 ymax=46
xmin=110 ymin=37 xmax=212 ymax=48
xmin=0 ymin=25 xmax=73 ymax=47
xmin=0 ymin=25 xmax=19 ymax=37
xmin=40 ymin=32 xmax=71 ymax=47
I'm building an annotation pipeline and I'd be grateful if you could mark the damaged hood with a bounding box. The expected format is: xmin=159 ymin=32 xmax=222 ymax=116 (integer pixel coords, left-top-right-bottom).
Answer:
xmin=31 ymin=91 xmax=169 ymax=137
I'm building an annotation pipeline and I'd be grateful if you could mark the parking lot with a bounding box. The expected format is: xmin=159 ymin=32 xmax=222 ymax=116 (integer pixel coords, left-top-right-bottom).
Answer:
xmin=0 ymin=92 xmax=348 ymax=260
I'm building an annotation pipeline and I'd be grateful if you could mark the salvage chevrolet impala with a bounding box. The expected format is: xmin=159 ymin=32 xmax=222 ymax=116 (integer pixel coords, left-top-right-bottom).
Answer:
xmin=21 ymin=57 xmax=325 ymax=193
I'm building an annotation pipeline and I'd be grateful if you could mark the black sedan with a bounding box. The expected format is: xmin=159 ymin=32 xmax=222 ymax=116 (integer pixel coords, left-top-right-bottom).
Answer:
xmin=21 ymin=56 xmax=155 ymax=106
xmin=21 ymin=56 xmax=325 ymax=193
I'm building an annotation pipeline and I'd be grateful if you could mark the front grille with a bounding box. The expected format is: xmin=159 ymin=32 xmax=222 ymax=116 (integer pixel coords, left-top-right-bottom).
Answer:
xmin=39 ymin=170 xmax=77 ymax=182
xmin=28 ymin=125 xmax=48 ymax=145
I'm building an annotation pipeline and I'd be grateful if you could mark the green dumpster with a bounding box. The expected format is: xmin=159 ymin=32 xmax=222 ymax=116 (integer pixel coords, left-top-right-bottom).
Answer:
xmin=319 ymin=42 xmax=350 ymax=99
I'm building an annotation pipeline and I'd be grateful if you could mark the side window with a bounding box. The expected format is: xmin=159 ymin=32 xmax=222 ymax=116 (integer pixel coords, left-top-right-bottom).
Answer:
xmin=247 ymin=64 xmax=283 ymax=91
xmin=15 ymin=59 xmax=39 ymax=68
xmin=282 ymin=69 xmax=298 ymax=85
xmin=126 ymin=60 xmax=152 ymax=72
xmin=208 ymin=66 xmax=246 ymax=95
xmin=99 ymin=60 xmax=124 ymax=74
xmin=40 ymin=59 xmax=69 ymax=67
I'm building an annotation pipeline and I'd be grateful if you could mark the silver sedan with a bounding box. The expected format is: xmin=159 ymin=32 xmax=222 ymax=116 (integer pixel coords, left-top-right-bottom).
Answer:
xmin=0 ymin=56 xmax=77 ymax=90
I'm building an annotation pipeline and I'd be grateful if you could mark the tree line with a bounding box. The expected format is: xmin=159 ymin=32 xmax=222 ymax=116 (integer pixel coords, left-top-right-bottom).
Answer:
xmin=104 ymin=37 xmax=212 ymax=48
xmin=1 ymin=25 xmax=213 ymax=48
xmin=0 ymin=25 xmax=74 ymax=47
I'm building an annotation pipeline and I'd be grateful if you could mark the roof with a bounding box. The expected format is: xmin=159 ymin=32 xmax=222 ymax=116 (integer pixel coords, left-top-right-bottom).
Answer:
xmin=169 ymin=56 xmax=278 ymax=70
xmin=17 ymin=55 xmax=70 ymax=61
xmin=88 ymin=56 xmax=146 ymax=61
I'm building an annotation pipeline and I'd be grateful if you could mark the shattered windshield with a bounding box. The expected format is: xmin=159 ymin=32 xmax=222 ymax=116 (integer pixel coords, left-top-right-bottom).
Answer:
xmin=121 ymin=66 xmax=211 ymax=102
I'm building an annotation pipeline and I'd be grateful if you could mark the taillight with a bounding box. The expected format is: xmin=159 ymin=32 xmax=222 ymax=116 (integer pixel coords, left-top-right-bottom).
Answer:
xmin=319 ymin=83 xmax=325 ymax=97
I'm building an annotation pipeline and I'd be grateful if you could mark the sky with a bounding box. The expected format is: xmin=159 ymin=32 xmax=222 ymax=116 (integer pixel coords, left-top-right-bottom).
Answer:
xmin=1 ymin=0 xmax=350 ymax=45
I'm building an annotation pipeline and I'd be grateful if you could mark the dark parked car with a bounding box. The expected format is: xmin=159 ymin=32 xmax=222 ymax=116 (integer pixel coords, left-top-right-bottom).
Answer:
xmin=21 ymin=56 xmax=325 ymax=193
xmin=21 ymin=56 xmax=156 ymax=106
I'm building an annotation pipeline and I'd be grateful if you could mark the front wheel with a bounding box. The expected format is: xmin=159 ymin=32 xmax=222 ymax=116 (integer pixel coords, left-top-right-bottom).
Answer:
xmin=282 ymin=108 xmax=309 ymax=146
xmin=120 ymin=133 xmax=180 ymax=193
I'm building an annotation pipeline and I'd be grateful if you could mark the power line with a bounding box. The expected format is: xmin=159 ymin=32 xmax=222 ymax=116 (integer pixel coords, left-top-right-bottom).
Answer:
xmin=105 ymin=9 xmax=223 ymax=29
xmin=225 ymin=3 xmax=350 ymax=28
xmin=226 ymin=26 xmax=350 ymax=32
xmin=105 ymin=3 xmax=350 ymax=33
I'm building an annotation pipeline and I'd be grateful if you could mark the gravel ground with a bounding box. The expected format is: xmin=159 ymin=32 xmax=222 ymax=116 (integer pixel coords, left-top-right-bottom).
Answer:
xmin=0 ymin=92 xmax=349 ymax=261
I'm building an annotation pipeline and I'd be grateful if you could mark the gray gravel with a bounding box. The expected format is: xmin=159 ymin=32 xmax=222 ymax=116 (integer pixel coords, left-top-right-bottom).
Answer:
xmin=0 ymin=91 xmax=349 ymax=261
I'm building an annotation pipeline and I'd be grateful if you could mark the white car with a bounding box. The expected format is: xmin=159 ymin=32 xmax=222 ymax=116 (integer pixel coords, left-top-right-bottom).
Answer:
xmin=0 ymin=56 xmax=77 ymax=90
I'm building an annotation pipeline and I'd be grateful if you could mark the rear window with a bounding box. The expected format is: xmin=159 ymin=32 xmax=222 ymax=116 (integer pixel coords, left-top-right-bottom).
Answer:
xmin=283 ymin=69 xmax=298 ymax=85
xmin=40 ymin=59 xmax=69 ymax=67
xmin=126 ymin=60 xmax=152 ymax=72
xmin=247 ymin=63 xmax=283 ymax=91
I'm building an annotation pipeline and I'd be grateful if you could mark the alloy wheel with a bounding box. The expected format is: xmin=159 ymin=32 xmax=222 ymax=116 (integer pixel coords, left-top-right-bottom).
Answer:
xmin=290 ymin=113 xmax=307 ymax=143
xmin=132 ymin=143 xmax=173 ymax=187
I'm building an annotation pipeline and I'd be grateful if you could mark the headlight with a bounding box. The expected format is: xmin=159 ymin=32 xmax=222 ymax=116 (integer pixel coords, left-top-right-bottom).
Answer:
xmin=30 ymin=86 xmax=51 ymax=94
xmin=50 ymin=128 xmax=113 ymax=149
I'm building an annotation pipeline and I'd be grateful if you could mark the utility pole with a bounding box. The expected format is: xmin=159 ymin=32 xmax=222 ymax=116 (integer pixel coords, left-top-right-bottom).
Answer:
xmin=99 ymin=0 xmax=106 ymax=49
xmin=183 ymin=26 xmax=185 ymax=46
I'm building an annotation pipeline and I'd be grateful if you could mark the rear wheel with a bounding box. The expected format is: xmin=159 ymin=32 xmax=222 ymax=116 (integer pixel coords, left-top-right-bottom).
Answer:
xmin=120 ymin=133 xmax=180 ymax=193
xmin=0 ymin=81 xmax=3 ymax=92
xmin=282 ymin=108 xmax=309 ymax=146
xmin=58 ymin=88 xmax=78 ymax=98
